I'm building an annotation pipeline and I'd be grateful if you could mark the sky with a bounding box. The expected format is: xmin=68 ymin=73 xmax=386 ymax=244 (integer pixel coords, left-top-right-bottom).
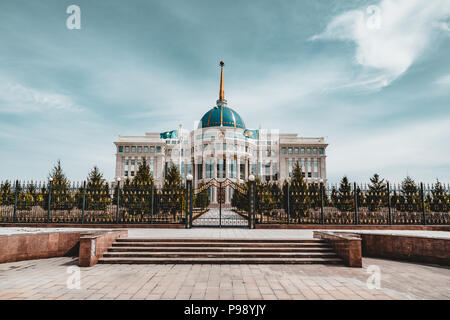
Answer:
xmin=0 ymin=0 xmax=449 ymax=183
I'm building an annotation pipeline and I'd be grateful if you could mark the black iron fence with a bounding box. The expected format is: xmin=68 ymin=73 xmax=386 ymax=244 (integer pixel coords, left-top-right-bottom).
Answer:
xmin=253 ymin=181 xmax=449 ymax=225
xmin=0 ymin=179 xmax=449 ymax=226
xmin=0 ymin=180 xmax=187 ymax=225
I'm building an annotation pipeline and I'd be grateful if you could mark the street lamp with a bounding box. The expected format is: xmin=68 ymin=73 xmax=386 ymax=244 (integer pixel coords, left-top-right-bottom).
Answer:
xmin=249 ymin=174 xmax=255 ymax=182
xmin=186 ymin=174 xmax=193 ymax=181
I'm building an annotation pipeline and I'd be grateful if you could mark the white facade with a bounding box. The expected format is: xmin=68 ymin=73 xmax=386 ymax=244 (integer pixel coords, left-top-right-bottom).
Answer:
xmin=113 ymin=63 xmax=328 ymax=204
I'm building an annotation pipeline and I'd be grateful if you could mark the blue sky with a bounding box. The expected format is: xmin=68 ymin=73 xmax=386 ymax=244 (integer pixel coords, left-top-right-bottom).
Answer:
xmin=0 ymin=0 xmax=449 ymax=183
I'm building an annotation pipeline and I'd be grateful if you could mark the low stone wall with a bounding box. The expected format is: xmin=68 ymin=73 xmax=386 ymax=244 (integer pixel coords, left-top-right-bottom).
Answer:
xmin=0 ymin=223 xmax=185 ymax=229
xmin=257 ymin=224 xmax=450 ymax=231
xmin=79 ymin=230 xmax=128 ymax=267
xmin=360 ymin=233 xmax=450 ymax=266
xmin=313 ymin=231 xmax=362 ymax=267
xmin=0 ymin=229 xmax=127 ymax=266
xmin=0 ymin=231 xmax=82 ymax=264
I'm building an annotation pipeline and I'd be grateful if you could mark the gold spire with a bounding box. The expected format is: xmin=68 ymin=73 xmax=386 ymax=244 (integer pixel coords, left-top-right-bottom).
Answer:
xmin=219 ymin=61 xmax=225 ymax=100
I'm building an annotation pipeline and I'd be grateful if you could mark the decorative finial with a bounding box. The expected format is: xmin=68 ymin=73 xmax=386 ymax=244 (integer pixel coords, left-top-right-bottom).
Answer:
xmin=219 ymin=61 xmax=225 ymax=101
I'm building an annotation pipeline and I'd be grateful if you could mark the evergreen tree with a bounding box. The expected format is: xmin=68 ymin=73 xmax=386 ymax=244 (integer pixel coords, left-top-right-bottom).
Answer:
xmin=124 ymin=159 xmax=154 ymax=217
xmin=0 ymin=180 xmax=14 ymax=206
xmin=287 ymin=163 xmax=310 ymax=220
xmin=366 ymin=173 xmax=387 ymax=211
xmin=42 ymin=160 xmax=73 ymax=211
xmin=76 ymin=166 xmax=111 ymax=211
xmin=308 ymin=182 xmax=321 ymax=209
xmin=397 ymin=176 xmax=420 ymax=212
xmin=337 ymin=176 xmax=353 ymax=212
xmin=160 ymin=163 xmax=183 ymax=218
xmin=430 ymin=180 xmax=448 ymax=213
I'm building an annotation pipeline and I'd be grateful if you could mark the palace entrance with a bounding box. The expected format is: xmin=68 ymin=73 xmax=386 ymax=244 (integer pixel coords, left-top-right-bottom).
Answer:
xmin=191 ymin=178 xmax=251 ymax=228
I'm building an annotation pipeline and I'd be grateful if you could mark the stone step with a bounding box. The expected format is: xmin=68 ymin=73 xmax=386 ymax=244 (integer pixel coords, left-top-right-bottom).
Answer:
xmin=117 ymin=238 xmax=325 ymax=243
xmin=108 ymin=246 xmax=334 ymax=253
xmin=102 ymin=252 xmax=339 ymax=259
xmin=111 ymin=242 xmax=330 ymax=248
xmin=98 ymin=257 xmax=343 ymax=265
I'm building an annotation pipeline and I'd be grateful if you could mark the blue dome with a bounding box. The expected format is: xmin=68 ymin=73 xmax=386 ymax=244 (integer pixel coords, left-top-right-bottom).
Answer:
xmin=198 ymin=106 xmax=245 ymax=129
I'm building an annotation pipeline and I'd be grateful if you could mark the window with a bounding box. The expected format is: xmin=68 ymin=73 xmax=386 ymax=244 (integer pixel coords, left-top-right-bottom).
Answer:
xmin=156 ymin=146 xmax=161 ymax=153
xmin=308 ymin=172 xmax=312 ymax=178
xmin=168 ymin=149 xmax=172 ymax=156
xmin=271 ymin=150 xmax=276 ymax=156
xmin=288 ymin=147 xmax=293 ymax=154
xmin=150 ymin=159 xmax=154 ymax=176
xmin=131 ymin=146 xmax=136 ymax=153
xmin=217 ymin=159 xmax=226 ymax=178
xmin=229 ymin=159 xmax=237 ymax=178
xmin=288 ymin=159 xmax=293 ymax=177
xmin=131 ymin=160 xmax=135 ymax=165
xmin=125 ymin=146 xmax=130 ymax=153
xmin=223 ymin=143 xmax=226 ymax=151
xmin=144 ymin=146 xmax=148 ymax=153
xmin=251 ymin=163 xmax=257 ymax=175
xmin=313 ymin=148 xmax=317 ymax=154
xmin=240 ymin=163 xmax=245 ymax=180
xmin=307 ymin=148 xmax=311 ymax=154
xmin=265 ymin=150 xmax=269 ymax=156
xmin=131 ymin=171 xmax=135 ymax=177
xmin=319 ymin=148 xmax=324 ymax=155
xmin=119 ymin=146 xmax=123 ymax=152
xmin=124 ymin=171 xmax=128 ymax=176
xmin=301 ymin=148 xmax=305 ymax=154
xmin=282 ymin=147 xmax=286 ymax=154
xmin=125 ymin=159 xmax=129 ymax=165
xmin=272 ymin=162 xmax=278 ymax=181
xmin=294 ymin=147 xmax=299 ymax=154
xmin=197 ymin=163 xmax=203 ymax=179
xmin=137 ymin=146 xmax=142 ymax=153
xmin=265 ymin=163 xmax=270 ymax=182
xmin=206 ymin=159 xmax=214 ymax=178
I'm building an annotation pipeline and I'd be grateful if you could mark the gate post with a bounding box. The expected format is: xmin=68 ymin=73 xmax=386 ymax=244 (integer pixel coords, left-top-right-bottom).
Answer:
xmin=320 ymin=181 xmax=324 ymax=225
xmin=115 ymin=178 xmax=121 ymax=224
xmin=219 ymin=181 xmax=222 ymax=228
xmin=186 ymin=175 xmax=193 ymax=229
xmin=47 ymin=178 xmax=53 ymax=223
xmin=13 ymin=180 xmax=18 ymax=223
xmin=249 ymin=175 xmax=255 ymax=229
xmin=81 ymin=180 xmax=86 ymax=224
xmin=387 ymin=181 xmax=392 ymax=225
xmin=420 ymin=182 xmax=426 ymax=225
xmin=354 ymin=182 xmax=359 ymax=225
xmin=150 ymin=182 xmax=154 ymax=224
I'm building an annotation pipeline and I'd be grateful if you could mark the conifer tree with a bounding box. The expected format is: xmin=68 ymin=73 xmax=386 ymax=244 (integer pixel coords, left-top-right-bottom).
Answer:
xmin=430 ymin=180 xmax=448 ymax=213
xmin=366 ymin=173 xmax=387 ymax=211
xmin=337 ymin=176 xmax=353 ymax=212
xmin=0 ymin=180 xmax=14 ymax=206
xmin=287 ymin=163 xmax=310 ymax=220
xmin=398 ymin=176 xmax=420 ymax=212
xmin=42 ymin=160 xmax=73 ymax=211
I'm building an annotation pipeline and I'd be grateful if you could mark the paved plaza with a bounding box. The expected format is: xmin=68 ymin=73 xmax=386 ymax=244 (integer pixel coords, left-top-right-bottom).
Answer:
xmin=192 ymin=208 xmax=248 ymax=227
xmin=0 ymin=255 xmax=449 ymax=300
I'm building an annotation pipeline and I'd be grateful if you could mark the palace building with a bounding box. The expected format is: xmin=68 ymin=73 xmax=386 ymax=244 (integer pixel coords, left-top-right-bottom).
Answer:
xmin=114 ymin=62 xmax=328 ymax=204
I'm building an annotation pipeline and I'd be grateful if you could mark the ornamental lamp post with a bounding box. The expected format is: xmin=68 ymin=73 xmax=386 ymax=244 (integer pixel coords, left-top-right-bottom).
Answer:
xmin=186 ymin=174 xmax=193 ymax=229
xmin=249 ymin=174 xmax=255 ymax=228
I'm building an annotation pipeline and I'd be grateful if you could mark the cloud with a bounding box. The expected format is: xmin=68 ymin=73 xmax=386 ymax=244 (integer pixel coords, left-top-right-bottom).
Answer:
xmin=0 ymin=78 xmax=83 ymax=114
xmin=435 ymin=74 xmax=450 ymax=87
xmin=328 ymin=116 xmax=450 ymax=182
xmin=311 ymin=0 xmax=450 ymax=89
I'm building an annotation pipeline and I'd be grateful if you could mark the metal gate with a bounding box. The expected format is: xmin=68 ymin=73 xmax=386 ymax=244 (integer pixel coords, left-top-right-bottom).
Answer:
xmin=190 ymin=178 xmax=252 ymax=228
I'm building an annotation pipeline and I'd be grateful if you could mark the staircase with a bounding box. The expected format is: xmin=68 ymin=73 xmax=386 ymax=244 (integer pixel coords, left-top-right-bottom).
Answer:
xmin=98 ymin=238 xmax=343 ymax=265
